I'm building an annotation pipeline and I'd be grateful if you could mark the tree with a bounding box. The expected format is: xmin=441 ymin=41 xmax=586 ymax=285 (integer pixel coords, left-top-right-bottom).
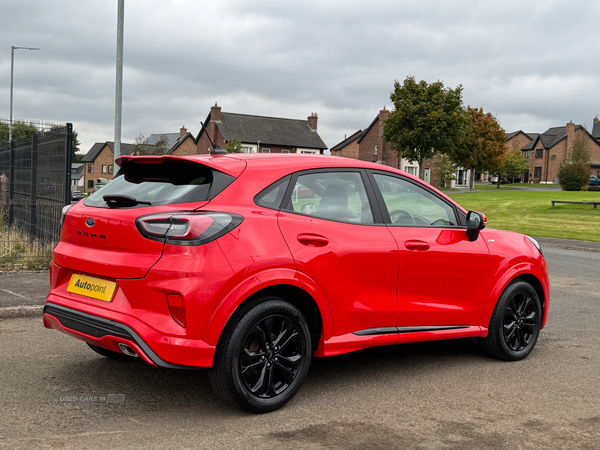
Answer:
xmin=132 ymin=133 xmax=152 ymax=156
xmin=153 ymin=134 xmax=170 ymax=155
xmin=0 ymin=121 xmax=39 ymax=144
xmin=432 ymin=155 xmax=456 ymax=188
xmin=225 ymin=138 xmax=242 ymax=153
xmin=571 ymin=133 xmax=591 ymax=164
xmin=502 ymin=148 xmax=530 ymax=184
xmin=447 ymin=107 xmax=506 ymax=191
xmin=383 ymin=76 xmax=466 ymax=180
xmin=558 ymin=163 xmax=590 ymax=191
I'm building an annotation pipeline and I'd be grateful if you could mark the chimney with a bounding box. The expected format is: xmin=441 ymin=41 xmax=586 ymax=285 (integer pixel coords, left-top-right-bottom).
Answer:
xmin=379 ymin=106 xmax=389 ymax=123
xmin=308 ymin=112 xmax=318 ymax=130
xmin=211 ymin=102 xmax=222 ymax=121
xmin=594 ymin=116 xmax=599 ymax=124
xmin=180 ymin=126 xmax=187 ymax=138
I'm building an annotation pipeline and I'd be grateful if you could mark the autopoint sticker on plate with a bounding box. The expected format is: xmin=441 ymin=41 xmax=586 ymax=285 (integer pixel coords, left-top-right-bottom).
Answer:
xmin=67 ymin=274 xmax=117 ymax=302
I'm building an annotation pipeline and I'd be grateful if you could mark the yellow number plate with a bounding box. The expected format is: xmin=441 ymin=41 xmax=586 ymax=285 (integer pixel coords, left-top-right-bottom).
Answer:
xmin=67 ymin=274 xmax=117 ymax=302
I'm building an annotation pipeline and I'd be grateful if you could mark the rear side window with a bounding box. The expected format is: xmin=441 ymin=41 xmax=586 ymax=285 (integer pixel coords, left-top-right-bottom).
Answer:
xmin=84 ymin=160 xmax=233 ymax=208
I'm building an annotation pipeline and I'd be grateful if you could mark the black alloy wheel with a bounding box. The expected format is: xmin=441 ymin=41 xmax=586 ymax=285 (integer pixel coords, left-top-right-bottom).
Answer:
xmin=480 ymin=280 xmax=542 ymax=361
xmin=209 ymin=297 xmax=311 ymax=413
xmin=239 ymin=314 xmax=304 ymax=398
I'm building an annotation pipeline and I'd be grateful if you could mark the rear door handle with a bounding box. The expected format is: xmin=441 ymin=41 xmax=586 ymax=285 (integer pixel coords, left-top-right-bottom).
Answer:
xmin=297 ymin=233 xmax=329 ymax=247
xmin=404 ymin=240 xmax=430 ymax=251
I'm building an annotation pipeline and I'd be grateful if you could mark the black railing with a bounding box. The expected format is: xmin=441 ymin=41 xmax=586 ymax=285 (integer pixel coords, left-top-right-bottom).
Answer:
xmin=0 ymin=124 xmax=72 ymax=269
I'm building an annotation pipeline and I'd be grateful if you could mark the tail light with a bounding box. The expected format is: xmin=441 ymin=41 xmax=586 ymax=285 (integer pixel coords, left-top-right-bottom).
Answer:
xmin=60 ymin=204 xmax=73 ymax=227
xmin=135 ymin=211 xmax=243 ymax=246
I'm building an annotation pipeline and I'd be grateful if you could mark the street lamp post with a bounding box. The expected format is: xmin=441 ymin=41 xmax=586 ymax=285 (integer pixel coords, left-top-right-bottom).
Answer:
xmin=9 ymin=46 xmax=40 ymax=142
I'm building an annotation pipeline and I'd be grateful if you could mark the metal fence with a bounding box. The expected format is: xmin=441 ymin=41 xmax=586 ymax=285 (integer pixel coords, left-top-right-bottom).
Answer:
xmin=0 ymin=124 xmax=72 ymax=269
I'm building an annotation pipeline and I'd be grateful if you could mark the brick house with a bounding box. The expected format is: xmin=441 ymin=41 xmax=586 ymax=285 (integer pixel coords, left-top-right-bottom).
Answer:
xmin=81 ymin=142 xmax=134 ymax=194
xmin=508 ymin=118 xmax=600 ymax=183
xmin=146 ymin=126 xmax=196 ymax=156
xmin=196 ymin=104 xmax=327 ymax=155
xmin=331 ymin=107 xmax=429 ymax=181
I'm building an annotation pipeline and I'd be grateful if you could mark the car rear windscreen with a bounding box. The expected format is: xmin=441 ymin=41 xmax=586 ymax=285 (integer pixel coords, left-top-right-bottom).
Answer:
xmin=84 ymin=160 xmax=216 ymax=208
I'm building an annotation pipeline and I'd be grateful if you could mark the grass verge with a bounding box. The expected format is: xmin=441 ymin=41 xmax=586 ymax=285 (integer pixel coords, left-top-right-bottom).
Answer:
xmin=448 ymin=190 xmax=600 ymax=242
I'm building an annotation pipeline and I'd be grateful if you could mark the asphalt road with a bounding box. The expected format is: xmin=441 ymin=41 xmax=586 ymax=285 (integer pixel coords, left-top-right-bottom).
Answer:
xmin=0 ymin=247 xmax=599 ymax=450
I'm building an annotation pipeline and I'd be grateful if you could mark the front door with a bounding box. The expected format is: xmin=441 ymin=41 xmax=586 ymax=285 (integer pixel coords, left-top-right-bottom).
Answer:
xmin=424 ymin=168 xmax=431 ymax=184
xmin=369 ymin=171 xmax=490 ymax=328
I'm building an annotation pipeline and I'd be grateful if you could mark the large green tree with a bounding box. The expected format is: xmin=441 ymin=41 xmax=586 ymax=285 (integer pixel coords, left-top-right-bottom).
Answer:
xmin=447 ymin=107 xmax=506 ymax=191
xmin=383 ymin=76 xmax=466 ymax=180
xmin=501 ymin=147 xmax=530 ymax=184
xmin=0 ymin=121 xmax=39 ymax=144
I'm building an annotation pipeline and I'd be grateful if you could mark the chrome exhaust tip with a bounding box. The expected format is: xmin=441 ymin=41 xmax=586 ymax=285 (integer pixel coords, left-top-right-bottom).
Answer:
xmin=118 ymin=343 xmax=139 ymax=357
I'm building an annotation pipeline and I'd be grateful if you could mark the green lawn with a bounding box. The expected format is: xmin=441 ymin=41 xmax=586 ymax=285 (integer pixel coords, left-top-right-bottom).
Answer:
xmin=448 ymin=190 xmax=600 ymax=242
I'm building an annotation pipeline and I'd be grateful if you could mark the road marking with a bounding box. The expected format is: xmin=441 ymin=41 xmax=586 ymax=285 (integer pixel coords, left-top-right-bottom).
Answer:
xmin=1 ymin=289 xmax=28 ymax=299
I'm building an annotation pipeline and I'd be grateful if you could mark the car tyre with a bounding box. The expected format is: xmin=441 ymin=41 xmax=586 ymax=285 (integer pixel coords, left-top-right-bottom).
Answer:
xmin=480 ymin=280 xmax=542 ymax=361
xmin=208 ymin=297 xmax=312 ymax=413
xmin=86 ymin=343 xmax=136 ymax=361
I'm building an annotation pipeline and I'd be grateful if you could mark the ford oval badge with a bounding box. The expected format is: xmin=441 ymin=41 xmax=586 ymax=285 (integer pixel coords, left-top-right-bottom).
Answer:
xmin=85 ymin=218 xmax=95 ymax=227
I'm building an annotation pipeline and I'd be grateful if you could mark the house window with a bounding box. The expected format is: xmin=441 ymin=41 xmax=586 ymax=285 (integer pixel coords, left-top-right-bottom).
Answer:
xmin=282 ymin=150 xmax=290 ymax=154
xmin=535 ymin=148 xmax=543 ymax=158
xmin=88 ymin=180 xmax=94 ymax=189
xmin=102 ymin=165 xmax=107 ymax=174
xmin=374 ymin=145 xmax=378 ymax=155
xmin=261 ymin=148 xmax=271 ymax=153
xmin=534 ymin=167 xmax=542 ymax=179
xmin=241 ymin=146 xmax=253 ymax=153
xmin=405 ymin=167 xmax=417 ymax=176
xmin=108 ymin=165 xmax=113 ymax=175
xmin=523 ymin=150 xmax=529 ymax=158
xmin=88 ymin=164 xmax=94 ymax=173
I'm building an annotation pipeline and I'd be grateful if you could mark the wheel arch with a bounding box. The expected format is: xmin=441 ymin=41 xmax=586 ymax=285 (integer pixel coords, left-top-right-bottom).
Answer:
xmin=480 ymin=264 xmax=549 ymax=333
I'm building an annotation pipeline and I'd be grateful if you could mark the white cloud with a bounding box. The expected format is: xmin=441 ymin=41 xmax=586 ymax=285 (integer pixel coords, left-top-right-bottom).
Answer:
xmin=1 ymin=0 xmax=600 ymax=153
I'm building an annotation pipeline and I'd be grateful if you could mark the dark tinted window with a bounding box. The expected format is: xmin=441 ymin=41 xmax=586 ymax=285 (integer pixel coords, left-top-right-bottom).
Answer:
xmin=254 ymin=176 xmax=291 ymax=209
xmin=84 ymin=160 xmax=216 ymax=208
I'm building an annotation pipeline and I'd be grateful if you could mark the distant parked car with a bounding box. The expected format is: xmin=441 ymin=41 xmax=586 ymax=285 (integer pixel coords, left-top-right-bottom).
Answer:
xmin=71 ymin=191 xmax=85 ymax=201
xmin=590 ymin=176 xmax=600 ymax=186
xmin=489 ymin=176 xmax=499 ymax=183
xmin=95 ymin=178 xmax=110 ymax=191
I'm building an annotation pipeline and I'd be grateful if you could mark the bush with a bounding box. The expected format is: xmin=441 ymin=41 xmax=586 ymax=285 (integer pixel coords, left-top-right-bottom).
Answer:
xmin=558 ymin=163 xmax=590 ymax=191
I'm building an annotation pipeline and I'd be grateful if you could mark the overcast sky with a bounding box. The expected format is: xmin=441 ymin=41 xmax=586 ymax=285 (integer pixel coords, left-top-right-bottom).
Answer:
xmin=1 ymin=0 xmax=600 ymax=154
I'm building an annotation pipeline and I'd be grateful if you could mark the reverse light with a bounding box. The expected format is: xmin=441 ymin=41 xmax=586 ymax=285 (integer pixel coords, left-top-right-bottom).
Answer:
xmin=135 ymin=211 xmax=243 ymax=246
xmin=167 ymin=294 xmax=186 ymax=328
xmin=60 ymin=204 xmax=73 ymax=227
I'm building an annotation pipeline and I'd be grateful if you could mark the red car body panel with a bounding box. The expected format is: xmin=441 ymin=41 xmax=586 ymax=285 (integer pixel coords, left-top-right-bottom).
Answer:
xmin=44 ymin=154 xmax=550 ymax=368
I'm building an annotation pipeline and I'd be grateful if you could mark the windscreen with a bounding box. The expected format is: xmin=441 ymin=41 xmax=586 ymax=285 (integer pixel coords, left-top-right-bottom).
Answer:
xmin=84 ymin=160 xmax=214 ymax=208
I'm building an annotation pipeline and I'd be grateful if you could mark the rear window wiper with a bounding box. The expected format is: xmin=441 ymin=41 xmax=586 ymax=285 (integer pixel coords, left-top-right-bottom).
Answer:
xmin=103 ymin=194 xmax=152 ymax=206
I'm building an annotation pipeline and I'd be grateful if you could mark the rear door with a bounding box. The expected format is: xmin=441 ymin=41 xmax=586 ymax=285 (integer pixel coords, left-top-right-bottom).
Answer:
xmin=277 ymin=170 xmax=400 ymax=337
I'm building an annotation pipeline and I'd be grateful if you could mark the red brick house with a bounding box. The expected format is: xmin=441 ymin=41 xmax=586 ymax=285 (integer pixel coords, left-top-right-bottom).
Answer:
xmin=508 ymin=117 xmax=600 ymax=183
xmin=196 ymin=104 xmax=327 ymax=155
xmin=81 ymin=142 xmax=134 ymax=194
xmin=330 ymin=107 xmax=426 ymax=180
xmin=146 ymin=126 xmax=196 ymax=156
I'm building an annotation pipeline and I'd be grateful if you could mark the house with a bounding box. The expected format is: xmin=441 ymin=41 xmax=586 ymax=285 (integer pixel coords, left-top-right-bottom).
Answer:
xmin=145 ymin=126 xmax=196 ymax=156
xmin=330 ymin=107 xmax=435 ymax=184
xmin=196 ymin=104 xmax=327 ymax=155
xmin=508 ymin=118 xmax=600 ymax=183
xmin=71 ymin=163 xmax=84 ymax=192
xmin=81 ymin=142 xmax=134 ymax=194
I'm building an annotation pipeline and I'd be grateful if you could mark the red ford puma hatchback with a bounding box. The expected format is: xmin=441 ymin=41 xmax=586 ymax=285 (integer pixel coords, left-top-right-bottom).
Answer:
xmin=44 ymin=152 xmax=549 ymax=413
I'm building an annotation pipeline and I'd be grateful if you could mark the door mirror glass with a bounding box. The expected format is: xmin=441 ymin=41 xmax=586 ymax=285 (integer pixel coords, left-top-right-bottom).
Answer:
xmin=466 ymin=211 xmax=486 ymax=230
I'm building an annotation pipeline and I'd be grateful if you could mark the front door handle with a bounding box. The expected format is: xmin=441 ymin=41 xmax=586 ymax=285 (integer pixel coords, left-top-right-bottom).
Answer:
xmin=404 ymin=240 xmax=430 ymax=251
xmin=297 ymin=233 xmax=329 ymax=247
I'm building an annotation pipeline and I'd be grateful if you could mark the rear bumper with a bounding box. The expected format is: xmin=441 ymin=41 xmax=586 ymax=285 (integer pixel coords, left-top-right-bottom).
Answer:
xmin=43 ymin=301 xmax=215 ymax=368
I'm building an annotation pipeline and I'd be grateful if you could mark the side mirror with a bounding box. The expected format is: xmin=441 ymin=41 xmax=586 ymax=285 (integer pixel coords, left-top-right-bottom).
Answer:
xmin=466 ymin=211 xmax=486 ymax=241
xmin=301 ymin=203 xmax=318 ymax=215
